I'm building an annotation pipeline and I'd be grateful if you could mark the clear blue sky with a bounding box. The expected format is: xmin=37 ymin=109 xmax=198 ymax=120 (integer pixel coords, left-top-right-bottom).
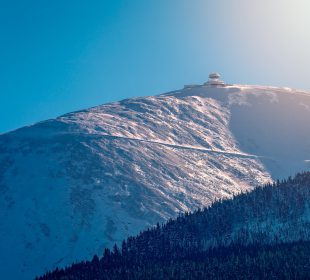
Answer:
xmin=1 ymin=0 xmax=309 ymax=133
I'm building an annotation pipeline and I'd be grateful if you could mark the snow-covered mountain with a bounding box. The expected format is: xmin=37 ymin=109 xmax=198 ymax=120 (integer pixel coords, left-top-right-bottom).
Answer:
xmin=1 ymin=82 xmax=310 ymax=279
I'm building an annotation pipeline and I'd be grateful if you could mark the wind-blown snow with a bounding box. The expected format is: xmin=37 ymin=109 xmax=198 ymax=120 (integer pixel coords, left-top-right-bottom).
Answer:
xmin=0 ymin=83 xmax=309 ymax=279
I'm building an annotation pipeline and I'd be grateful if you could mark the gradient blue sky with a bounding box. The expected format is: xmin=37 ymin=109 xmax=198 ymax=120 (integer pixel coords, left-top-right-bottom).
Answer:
xmin=1 ymin=0 xmax=310 ymax=133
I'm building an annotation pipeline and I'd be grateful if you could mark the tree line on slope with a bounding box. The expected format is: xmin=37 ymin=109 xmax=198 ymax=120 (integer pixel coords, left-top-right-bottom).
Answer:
xmin=37 ymin=172 xmax=310 ymax=279
xmin=37 ymin=241 xmax=310 ymax=280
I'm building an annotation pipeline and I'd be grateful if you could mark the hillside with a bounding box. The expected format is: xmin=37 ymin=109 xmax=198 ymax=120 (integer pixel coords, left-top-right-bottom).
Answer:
xmin=37 ymin=172 xmax=310 ymax=280
xmin=1 ymin=82 xmax=310 ymax=278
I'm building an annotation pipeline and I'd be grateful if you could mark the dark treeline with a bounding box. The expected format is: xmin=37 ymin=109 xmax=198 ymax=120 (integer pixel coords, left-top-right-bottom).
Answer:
xmin=38 ymin=241 xmax=310 ymax=280
xmin=37 ymin=172 xmax=310 ymax=279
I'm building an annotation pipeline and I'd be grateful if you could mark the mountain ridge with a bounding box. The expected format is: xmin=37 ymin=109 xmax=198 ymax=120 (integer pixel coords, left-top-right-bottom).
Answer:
xmin=1 ymin=83 xmax=310 ymax=279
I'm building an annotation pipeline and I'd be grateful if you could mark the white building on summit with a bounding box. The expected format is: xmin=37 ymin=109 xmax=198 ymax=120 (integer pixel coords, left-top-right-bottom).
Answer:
xmin=183 ymin=72 xmax=226 ymax=89
xmin=204 ymin=73 xmax=225 ymax=86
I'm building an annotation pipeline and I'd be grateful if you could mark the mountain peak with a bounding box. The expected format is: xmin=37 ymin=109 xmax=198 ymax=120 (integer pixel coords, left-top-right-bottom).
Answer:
xmin=1 ymin=83 xmax=310 ymax=278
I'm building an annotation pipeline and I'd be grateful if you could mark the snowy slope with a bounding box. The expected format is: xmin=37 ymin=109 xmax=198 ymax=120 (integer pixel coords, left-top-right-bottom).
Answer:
xmin=0 ymin=83 xmax=309 ymax=279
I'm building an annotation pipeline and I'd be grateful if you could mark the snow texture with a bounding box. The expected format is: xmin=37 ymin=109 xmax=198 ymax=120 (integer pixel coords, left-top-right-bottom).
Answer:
xmin=0 ymin=84 xmax=309 ymax=279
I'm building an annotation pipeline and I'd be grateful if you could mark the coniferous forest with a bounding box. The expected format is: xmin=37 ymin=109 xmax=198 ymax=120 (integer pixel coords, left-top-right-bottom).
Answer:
xmin=37 ymin=172 xmax=310 ymax=279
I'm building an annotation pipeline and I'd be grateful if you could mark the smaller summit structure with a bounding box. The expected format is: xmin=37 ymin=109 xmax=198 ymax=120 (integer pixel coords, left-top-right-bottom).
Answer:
xmin=204 ymin=73 xmax=225 ymax=87
xmin=183 ymin=72 xmax=226 ymax=89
